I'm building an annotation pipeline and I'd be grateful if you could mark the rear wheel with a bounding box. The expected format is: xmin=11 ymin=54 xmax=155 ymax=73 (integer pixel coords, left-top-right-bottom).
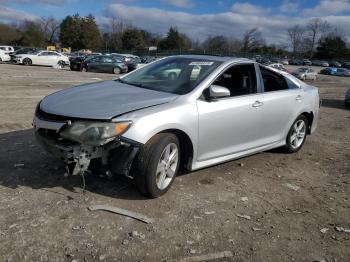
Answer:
xmin=113 ymin=67 xmax=121 ymax=74
xmin=285 ymin=115 xmax=308 ymax=153
xmin=82 ymin=67 xmax=87 ymax=72
xmin=23 ymin=58 xmax=32 ymax=66
xmin=134 ymin=133 xmax=180 ymax=198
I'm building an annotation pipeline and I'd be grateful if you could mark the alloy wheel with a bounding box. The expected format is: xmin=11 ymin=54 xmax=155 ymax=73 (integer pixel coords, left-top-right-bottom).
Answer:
xmin=290 ymin=120 xmax=306 ymax=150
xmin=156 ymin=143 xmax=179 ymax=190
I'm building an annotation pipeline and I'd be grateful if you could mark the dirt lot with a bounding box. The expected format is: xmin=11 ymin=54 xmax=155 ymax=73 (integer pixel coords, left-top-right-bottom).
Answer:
xmin=0 ymin=64 xmax=349 ymax=262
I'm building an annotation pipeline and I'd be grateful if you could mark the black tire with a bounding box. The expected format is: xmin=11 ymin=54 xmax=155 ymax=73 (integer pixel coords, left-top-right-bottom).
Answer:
xmin=23 ymin=58 xmax=32 ymax=66
xmin=57 ymin=60 xmax=65 ymax=69
xmin=133 ymin=133 xmax=180 ymax=198
xmin=285 ymin=115 xmax=308 ymax=153
xmin=0 ymin=58 xmax=2 ymax=63
xmin=113 ymin=67 xmax=121 ymax=74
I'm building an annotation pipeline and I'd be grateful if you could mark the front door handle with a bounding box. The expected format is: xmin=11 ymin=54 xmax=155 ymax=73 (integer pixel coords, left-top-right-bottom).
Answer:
xmin=252 ymin=101 xmax=264 ymax=108
xmin=296 ymin=95 xmax=303 ymax=101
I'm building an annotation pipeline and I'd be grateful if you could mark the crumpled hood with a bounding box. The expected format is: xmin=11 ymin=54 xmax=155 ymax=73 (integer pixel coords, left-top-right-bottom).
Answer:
xmin=40 ymin=80 xmax=178 ymax=120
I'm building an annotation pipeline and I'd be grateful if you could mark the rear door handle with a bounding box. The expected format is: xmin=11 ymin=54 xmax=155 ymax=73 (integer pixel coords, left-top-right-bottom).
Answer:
xmin=296 ymin=95 xmax=303 ymax=101
xmin=252 ymin=101 xmax=264 ymax=108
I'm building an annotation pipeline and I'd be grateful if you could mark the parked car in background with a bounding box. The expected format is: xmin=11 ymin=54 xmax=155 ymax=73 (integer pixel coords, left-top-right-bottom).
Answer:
xmin=303 ymin=59 xmax=312 ymax=66
xmin=329 ymin=61 xmax=341 ymax=67
xmin=312 ymin=60 xmax=329 ymax=66
xmin=10 ymin=47 xmax=42 ymax=61
xmin=292 ymin=67 xmax=317 ymax=80
xmin=267 ymin=63 xmax=288 ymax=72
xmin=289 ymin=59 xmax=303 ymax=65
xmin=14 ymin=51 xmax=70 ymax=68
xmin=0 ymin=45 xmax=14 ymax=54
xmin=69 ymin=54 xmax=92 ymax=71
xmin=345 ymin=89 xmax=350 ymax=107
xmin=342 ymin=62 xmax=350 ymax=69
xmin=0 ymin=49 xmax=11 ymax=62
xmin=319 ymin=67 xmax=337 ymax=75
xmin=141 ymin=56 xmax=158 ymax=64
xmin=81 ymin=55 xmax=128 ymax=74
xmin=334 ymin=68 xmax=350 ymax=77
xmin=281 ymin=59 xmax=289 ymax=65
xmin=112 ymin=54 xmax=144 ymax=71
xmin=33 ymin=55 xmax=319 ymax=198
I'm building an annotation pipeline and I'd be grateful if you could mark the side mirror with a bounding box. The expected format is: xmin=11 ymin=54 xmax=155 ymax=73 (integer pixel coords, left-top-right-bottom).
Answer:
xmin=208 ymin=85 xmax=230 ymax=99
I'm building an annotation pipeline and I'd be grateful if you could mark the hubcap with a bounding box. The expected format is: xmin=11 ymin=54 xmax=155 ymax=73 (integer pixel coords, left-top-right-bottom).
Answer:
xmin=156 ymin=143 xmax=178 ymax=190
xmin=290 ymin=120 xmax=306 ymax=149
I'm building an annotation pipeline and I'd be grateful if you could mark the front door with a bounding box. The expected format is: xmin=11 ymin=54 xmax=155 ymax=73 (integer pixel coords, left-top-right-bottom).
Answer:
xmin=196 ymin=63 xmax=264 ymax=162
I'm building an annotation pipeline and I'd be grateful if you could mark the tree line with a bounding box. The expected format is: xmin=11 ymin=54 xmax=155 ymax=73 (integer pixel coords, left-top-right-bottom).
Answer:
xmin=0 ymin=14 xmax=349 ymax=59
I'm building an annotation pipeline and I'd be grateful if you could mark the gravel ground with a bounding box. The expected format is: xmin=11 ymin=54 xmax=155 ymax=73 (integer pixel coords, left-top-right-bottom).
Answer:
xmin=0 ymin=63 xmax=349 ymax=262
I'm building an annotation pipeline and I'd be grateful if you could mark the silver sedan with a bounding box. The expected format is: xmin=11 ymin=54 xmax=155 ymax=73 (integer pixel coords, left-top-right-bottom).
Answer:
xmin=33 ymin=56 xmax=320 ymax=198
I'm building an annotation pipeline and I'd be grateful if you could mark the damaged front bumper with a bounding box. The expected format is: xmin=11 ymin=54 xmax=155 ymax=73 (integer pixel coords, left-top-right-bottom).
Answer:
xmin=33 ymin=116 xmax=140 ymax=177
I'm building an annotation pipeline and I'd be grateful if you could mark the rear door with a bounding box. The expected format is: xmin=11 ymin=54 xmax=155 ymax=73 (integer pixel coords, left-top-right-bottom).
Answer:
xmin=196 ymin=63 xmax=265 ymax=161
xmin=258 ymin=66 xmax=304 ymax=145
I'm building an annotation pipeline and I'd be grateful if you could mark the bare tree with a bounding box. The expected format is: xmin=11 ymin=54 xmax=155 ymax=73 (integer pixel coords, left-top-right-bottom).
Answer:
xmin=306 ymin=18 xmax=330 ymax=57
xmin=287 ymin=25 xmax=304 ymax=56
xmin=39 ymin=17 xmax=61 ymax=45
xmin=242 ymin=28 xmax=265 ymax=53
xmin=103 ymin=17 xmax=133 ymax=51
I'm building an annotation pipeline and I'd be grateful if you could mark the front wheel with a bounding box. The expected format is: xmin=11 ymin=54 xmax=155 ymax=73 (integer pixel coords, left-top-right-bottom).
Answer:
xmin=23 ymin=58 xmax=32 ymax=66
xmin=285 ymin=115 xmax=308 ymax=153
xmin=134 ymin=133 xmax=180 ymax=198
xmin=57 ymin=60 xmax=65 ymax=69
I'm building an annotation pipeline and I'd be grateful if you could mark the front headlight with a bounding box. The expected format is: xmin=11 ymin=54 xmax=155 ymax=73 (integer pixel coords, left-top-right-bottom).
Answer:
xmin=60 ymin=121 xmax=132 ymax=146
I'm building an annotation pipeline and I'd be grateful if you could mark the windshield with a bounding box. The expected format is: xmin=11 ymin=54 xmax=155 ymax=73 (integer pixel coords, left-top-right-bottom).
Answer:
xmin=119 ymin=57 xmax=222 ymax=95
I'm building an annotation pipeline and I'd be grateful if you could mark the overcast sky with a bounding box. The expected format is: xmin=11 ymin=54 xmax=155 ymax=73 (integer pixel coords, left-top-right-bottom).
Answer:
xmin=0 ymin=0 xmax=349 ymax=44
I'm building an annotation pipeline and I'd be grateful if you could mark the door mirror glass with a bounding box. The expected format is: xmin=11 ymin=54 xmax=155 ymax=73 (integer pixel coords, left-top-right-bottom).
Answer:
xmin=209 ymin=85 xmax=230 ymax=98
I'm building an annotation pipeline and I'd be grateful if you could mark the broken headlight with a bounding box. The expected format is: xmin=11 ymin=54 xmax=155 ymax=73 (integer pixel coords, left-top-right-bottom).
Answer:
xmin=60 ymin=121 xmax=132 ymax=146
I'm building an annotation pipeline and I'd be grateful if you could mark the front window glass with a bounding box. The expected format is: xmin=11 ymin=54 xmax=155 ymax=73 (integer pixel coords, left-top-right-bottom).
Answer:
xmin=119 ymin=57 xmax=222 ymax=95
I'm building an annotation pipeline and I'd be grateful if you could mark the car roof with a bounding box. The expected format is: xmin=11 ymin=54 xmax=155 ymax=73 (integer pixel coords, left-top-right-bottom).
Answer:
xmin=171 ymin=55 xmax=252 ymax=63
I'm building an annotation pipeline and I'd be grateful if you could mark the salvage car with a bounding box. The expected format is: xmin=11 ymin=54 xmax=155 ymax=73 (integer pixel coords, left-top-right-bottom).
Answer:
xmin=81 ymin=55 xmax=128 ymax=74
xmin=14 ymin=51 xmax=70 ymax=68
xmin=33 ymin=55 xmax=320 ymax=198
xmin=292 ymin=67 xmax=317 ymax=80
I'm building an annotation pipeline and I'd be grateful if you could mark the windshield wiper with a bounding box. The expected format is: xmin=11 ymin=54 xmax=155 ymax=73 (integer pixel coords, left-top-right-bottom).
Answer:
xmin=116 ymin=78 xmax=142 ymax=87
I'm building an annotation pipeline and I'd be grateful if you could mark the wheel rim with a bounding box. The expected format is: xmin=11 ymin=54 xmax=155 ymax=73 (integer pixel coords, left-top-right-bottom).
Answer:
xmin=114 ymin=68 xmax=120 ymax=74
xmin=156 ymin=143 xmax=179 ymax=190
xmin=290 ymin=120 xmax=306 ymax=149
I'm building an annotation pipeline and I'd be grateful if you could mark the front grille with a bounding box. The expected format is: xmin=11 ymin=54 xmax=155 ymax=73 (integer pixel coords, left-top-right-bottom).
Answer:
xmin=36 ymin=106 xmax=80 ymax=122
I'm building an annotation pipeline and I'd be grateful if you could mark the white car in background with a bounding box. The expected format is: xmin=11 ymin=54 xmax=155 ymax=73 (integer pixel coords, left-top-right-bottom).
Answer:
xmin=292 ymin=67 xmax=317 ymax=81
xmin=14 ymin=51 xmax=70 ymax=68
xmin=0 ymin=45 xmax=14 ymax=54
xmin=0 ymin=49 xmax=11 ymax=62
xmin=267 ymin=63 xmax=288 ymax=72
